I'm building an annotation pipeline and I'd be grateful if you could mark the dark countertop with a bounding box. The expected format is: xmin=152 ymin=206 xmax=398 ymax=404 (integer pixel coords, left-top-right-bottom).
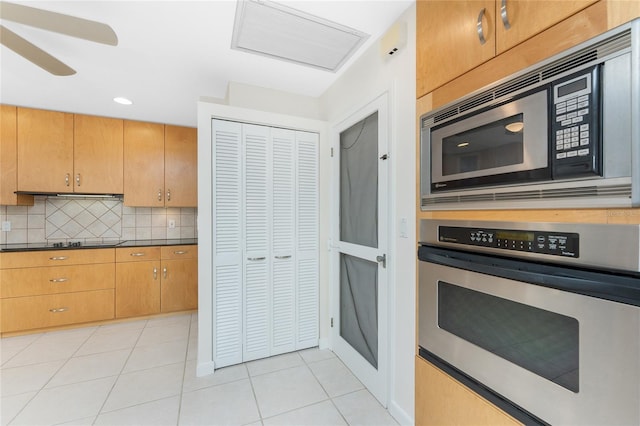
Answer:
xmin=0 ymin=238 xmax=197 ymax=253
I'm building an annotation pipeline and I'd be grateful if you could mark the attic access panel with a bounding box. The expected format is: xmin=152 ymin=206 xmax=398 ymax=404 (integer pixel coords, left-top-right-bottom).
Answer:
xmin=231 ymin=0 xmax=369 ymax=72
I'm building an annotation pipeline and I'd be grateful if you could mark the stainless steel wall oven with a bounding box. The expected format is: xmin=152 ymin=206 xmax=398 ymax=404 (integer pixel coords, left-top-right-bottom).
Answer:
xmin=418 ymin=219 xmax=640 ymax=425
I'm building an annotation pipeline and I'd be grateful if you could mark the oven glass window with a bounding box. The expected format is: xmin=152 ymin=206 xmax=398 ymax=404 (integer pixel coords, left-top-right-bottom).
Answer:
xmin=438 ymin=281 xmax=579 ymax=392
xmin=442 ymin=113 xmax=524 ymax=176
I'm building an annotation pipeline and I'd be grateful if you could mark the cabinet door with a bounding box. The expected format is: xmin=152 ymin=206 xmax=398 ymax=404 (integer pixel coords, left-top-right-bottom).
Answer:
xmin=74 ymin=114 xmax=124 ymax=194
xmin=243 ymin=123 xmax=271 ymax=361
xmin=416 ymin=0 xmax=495 ymax=98
xmin=0 ymin=105 xmax=32 ymax=205
xmin=17 ymin=107 xmax=74 ymax=192
xmin=416 ymin=356 xmax=522 ymax=425
xmin=115 ymin=260 xmax=161 ymax=317
xmin=271 ymin=128 xmax=296 ymax=355
xmin=295 ymin=131 xmax=319 ymax=349
xmin=123 ymin=120 xmax=165 ymax=206
xmin=212 ymin=119 xmax=244 ymax=368
xmin=164 ymin=125 xmax=197 ymax=207
xmin=160 ymin=257 xmax=198 ymax=312
xmin=495 ymin=0 xmax=598 ymax=53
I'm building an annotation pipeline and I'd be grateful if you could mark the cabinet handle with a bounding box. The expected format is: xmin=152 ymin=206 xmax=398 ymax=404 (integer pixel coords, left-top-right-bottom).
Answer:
xmin=153 ymin=267 xmax=158 ymax=280
xmin=76 ymin=173 xmax=81 ymax=187
xmin=49 ymin=278 xmax=68 ymax=283
xmin=158 ymin=189 xmax=163 ymax=201
xmin=247 ymin=257 xmax=266 ymax=261
xmin=167 ymin=189 xmax=171 ymax=202
xmin=500 ymin=0 xmax=511 ymax=30
xmin=173 ymin=250 xmax=188 ymax=255
xmin=65 ymin=173 xmax=70 ymax=186
xmin=163 ymin=267 xmax=167 ymax=279
xmin=130 ymin=252 xmax=146 ymax=257
xmin=275 ymin=255 xmax=292 ymax=259
xmin=49 ymin=256 xmax=68 ymax=261
xmin=476 ymin=7 xmax=487 ymax=45
xmin=49 ymin=307 xmax=69 ymax=313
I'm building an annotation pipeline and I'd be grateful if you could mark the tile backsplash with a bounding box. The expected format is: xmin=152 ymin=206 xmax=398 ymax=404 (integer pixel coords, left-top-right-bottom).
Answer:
xmin=0 ymin=196 xmax=197 ymax=245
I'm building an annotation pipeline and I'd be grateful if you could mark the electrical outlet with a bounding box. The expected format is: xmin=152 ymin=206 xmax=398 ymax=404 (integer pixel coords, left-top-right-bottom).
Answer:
xmin=168 ymin=219 xmax=176 ymax=229
xmin=1 ymin=221 xmax=11 ymax=232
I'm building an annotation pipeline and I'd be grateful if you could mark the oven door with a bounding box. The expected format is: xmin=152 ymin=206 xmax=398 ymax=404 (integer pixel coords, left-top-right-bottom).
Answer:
xmin=427 ymin=90 xmax=549 ymax=192
xmin=418 ymin=246 xmax=640 ymax=425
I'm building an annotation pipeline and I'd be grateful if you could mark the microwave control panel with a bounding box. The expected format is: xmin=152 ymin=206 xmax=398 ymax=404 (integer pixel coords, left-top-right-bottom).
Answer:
xmin=550 ymin=65 xmax=601 ymax=179
xmin=438 ymin=226 xmax=579 ymax=258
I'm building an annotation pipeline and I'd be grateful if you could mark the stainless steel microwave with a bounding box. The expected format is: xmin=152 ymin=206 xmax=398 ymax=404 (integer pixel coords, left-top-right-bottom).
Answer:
xmin=420 ymin=19 xmax=639 ymax=210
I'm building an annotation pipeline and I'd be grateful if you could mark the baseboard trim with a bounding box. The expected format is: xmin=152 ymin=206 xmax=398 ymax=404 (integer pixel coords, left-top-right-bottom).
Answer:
xmin=388 ymin=399 xmax=413 ymax=426
xmin=318 ymin=337 xmax=330 ymax=350
xmin=196 ymin=360 xmax=216 ymax=377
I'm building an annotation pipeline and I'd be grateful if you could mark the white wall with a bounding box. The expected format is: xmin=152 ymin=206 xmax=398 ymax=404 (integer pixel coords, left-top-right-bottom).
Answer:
xmin=320 ymin=4 xmax=416 ymax=424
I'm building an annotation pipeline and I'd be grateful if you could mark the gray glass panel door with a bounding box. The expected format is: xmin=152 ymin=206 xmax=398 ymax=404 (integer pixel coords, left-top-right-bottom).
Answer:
xmin=339 ymin=111 xmax=379 ymax=369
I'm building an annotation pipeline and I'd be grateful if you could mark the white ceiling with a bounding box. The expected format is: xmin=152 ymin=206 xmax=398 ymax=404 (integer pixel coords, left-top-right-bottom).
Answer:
xmin=0 ymin=0 xmax=413 ymax=127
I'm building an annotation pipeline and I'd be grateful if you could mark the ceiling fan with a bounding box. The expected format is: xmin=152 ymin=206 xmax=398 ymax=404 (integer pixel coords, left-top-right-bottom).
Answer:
xmin=0 ymin=1 xmax=117 ymax=76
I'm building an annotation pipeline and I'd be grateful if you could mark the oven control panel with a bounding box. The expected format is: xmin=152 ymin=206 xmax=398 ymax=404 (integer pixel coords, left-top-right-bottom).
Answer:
xmin=438 ymin=226 xmax=579 ymax=258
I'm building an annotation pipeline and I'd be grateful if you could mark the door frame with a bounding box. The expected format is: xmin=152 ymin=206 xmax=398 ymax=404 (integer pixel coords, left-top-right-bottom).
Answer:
xmin=329 ymin=92 xmax=390 ymax=406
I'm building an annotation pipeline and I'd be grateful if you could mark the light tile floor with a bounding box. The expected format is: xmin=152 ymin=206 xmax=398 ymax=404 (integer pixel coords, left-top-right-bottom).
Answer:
xmin=0 ymin=313 xmax=399 ymax=426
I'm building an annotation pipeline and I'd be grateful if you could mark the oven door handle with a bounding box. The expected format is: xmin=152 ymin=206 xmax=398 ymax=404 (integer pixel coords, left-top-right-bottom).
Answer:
xmin=418 ymin=245 xmax=640 ymax=307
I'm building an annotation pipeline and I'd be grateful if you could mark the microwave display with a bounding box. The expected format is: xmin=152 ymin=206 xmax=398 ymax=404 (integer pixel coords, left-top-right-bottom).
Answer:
xmin=442 ymin=114 xmax=524 ymax=176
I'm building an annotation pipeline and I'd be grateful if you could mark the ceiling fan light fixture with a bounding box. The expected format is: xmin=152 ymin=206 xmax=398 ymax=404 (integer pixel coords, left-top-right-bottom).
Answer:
xmin=231 ymin=0 xmax=369 ymax=72
xmin=113 ymin=97 xmax=133 ymax=105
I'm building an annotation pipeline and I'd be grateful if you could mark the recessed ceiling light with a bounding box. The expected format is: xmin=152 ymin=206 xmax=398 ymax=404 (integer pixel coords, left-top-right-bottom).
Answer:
xmin=113 ymin=97 xmax=133 ymax=105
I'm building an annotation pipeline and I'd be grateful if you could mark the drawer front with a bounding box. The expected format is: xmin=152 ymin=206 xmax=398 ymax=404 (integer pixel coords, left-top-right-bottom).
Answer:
xmin=116 ymin=246 xmax=161 ymax=262
xmin=1 ymin=289 xmax=115 ymax=332
xmin=161 ymin=245 xmax=197 ymax=260
xmin=1 ymin=263 xmax=115 ymax=298
xmin=0 ymin=248 xmax=115 ymax=269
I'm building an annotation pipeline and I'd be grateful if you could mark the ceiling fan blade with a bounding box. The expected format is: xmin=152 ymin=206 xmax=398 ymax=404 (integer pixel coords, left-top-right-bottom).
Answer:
xmin=0 ymin=1 xmax=117 ymax=46
xmin=0 ymin=25 xmax=75 ymax=76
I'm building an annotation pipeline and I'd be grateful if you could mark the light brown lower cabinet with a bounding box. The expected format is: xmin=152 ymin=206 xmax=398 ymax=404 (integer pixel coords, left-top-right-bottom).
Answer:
xmin=0 ymin=249 xmax=116 ymax=333
xmin=115 ymin=245 xmax=198 ymax=318
xmin=415 ymin=355 xmax=521 ymax=426
xmin=0 ymin=245 xmax=197 ymax=334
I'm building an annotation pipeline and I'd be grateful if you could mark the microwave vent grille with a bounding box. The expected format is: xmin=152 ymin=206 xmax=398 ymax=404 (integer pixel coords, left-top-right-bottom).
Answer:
xmin=422 ymin=184 xmax=631 ymax=207
xmin=458 ymin=93 xmax=495 ymax=113
xmin=422 ymin=29 xmax=631 ymax=129
xmin=494 ymin=74 xmax=541 ymax=99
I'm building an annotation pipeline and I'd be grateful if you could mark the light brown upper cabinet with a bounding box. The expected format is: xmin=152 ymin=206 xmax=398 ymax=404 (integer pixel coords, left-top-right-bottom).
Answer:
xmin=164 ymin=125 xmax=197 ymax=207
xmin=124 ymin=121 xmax=197 ymax=207
xmin=416 ymin=0 xmax=597 ymax=98
xmin=16 ymin=107 xmax=123 ymax=194
xmin=73 ymin=114 xmax=124 ymax=194
xmin=1 ymin=105 xmax=33 ymax=205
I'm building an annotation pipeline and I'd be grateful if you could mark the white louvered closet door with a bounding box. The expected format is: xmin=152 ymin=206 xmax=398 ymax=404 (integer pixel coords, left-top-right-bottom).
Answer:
xmin=211 ymin=119 xmax=243 ymax=368
xmin=296 ymin=131 xmax=320 ymax=349
xmin=271 ymin=128 xmax=296 ymax=355
xmin=243 ymin=124 xmax=271 ymax=361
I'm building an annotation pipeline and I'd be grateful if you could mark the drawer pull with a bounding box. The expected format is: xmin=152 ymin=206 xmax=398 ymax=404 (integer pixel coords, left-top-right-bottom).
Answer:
xmin=49 ymin=256 xmax=68 ymax=261
xmin=130 ymin=252 xmax=146 ymax=257
xmin=173 ymin=250 xmax=188 ymax=255
xmin=49 ymin=278 xmax=69 ymax=283
xmin=49 ymin=307 xmax=69 ymax=313
xmin=275 ymin=255 xmax=292 ymax=259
